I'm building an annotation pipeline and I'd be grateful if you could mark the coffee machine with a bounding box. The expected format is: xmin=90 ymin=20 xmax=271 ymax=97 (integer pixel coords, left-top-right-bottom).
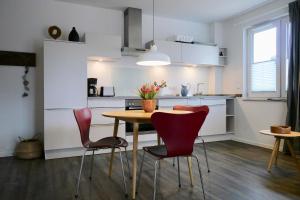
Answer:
xmin=87 ymin=78 xmax=97 ymax=97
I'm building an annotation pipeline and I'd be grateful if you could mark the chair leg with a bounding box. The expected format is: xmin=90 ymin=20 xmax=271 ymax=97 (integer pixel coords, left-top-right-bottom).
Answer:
xmin=177 ymin=157 xmax=181 ymax=188
xmin=192 ymin=155 xmax=205 ymax=200
xmin=153 ymin=160 xmax=159 ymax=200
xmin=173 ymin=157 xmax=175 ymax=167
xmin=119 ymin=149 xmax=128 ymax=197
xmin=125 ymin=147 xmax=131 ymax=179
xmin=200 ymin=137 xmax=210 ymax=173
xmin=89 ymin=150 xmax=95 ymax=180
xmin=137 ymin=151 xmax=145 ymax=195
xmin=75 ymin=150 xmax=87 ymax=198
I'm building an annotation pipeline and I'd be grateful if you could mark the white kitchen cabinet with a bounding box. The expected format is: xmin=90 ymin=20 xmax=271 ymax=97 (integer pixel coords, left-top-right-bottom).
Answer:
xmin=181 ymin=43 xmax=219 ymax=66
xmin=44 ymin=109 xmax=82 ymax=151
xmin=159 ymin=98 xmax=188 ymax=108
xmin=200 ymin=100 xmax=226 ymax=136
xmin=155 ymin=40 xmax=182 ymax=63
xmin=85 ymin=33 xmax=121 ymax=60
xmin=187 ymin=98 xmax=201 ymax=106
xmin=88 ymin=98 xmax=125 ymax=108
xmin=44 ymin=40 xmax=87 ymax=109
xmin=89 ymin=124 xmax=125 ymax=142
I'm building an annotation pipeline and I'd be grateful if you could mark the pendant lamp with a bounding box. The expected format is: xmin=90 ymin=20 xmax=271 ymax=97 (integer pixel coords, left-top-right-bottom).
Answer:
xmin=136 ymin=0 xmax=170 ymax=66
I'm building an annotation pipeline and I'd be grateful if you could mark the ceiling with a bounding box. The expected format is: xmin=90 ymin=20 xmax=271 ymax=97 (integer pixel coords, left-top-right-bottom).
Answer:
xmin=59 ymin=0 xmax=274 ymax=23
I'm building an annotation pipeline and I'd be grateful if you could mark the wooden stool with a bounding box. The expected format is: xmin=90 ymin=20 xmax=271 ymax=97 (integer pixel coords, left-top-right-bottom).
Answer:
xmin=259 ymin=130 xmax=300 ymax=172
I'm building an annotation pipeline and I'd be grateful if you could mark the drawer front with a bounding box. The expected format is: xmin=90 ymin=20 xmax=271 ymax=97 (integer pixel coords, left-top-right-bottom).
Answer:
xmin=91 ymin=108 xmax=125 ymax=125
xmin=89 ymin=124 xmax=125 ymax=141
xmin=200 ymin=99 xmax=226 ymax=106
xmin=159 ymin=99 xmax=188 ymax=107
xmin=187 ymin=99 xmax=201 ymax=106
xmin=88 ymin=98 xmax=125 ymax=108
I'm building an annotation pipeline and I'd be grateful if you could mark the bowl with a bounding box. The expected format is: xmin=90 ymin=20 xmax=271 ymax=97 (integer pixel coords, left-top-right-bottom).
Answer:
xmin=270 ymin=125 xmax=291 ymax=134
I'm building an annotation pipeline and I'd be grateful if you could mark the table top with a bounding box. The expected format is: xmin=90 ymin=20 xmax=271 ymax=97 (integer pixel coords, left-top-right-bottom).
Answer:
xmin=259 ymin=130 xmax=300 ymax=138
xmin=102 ymin=109 xmax=191 ymax=121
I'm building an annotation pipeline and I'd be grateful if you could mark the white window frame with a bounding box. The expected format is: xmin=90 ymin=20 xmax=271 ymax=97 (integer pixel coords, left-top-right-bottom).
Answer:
xmin=246 ymin=16 xmax=289 ymax=98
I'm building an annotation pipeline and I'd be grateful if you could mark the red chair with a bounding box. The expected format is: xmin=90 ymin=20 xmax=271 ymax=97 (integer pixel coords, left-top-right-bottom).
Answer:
xmin=73 ymin=108 xmax=130 ymax=198
xmin=173 ymin=105 xmax=210 ymax=173
xmin=137 ymin=111 xmax=209 ymax=200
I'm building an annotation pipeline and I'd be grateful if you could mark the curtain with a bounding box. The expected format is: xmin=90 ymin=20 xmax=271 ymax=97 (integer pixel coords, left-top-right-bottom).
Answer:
xmin=286 ymin=0 xmax=300 ymax=154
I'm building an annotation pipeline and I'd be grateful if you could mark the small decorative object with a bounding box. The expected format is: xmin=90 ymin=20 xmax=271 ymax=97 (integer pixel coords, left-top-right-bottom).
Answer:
xmin=181 ymin=84 xmax=191 ymax=97
xmin=22 ymin=66 xmax=30 ymax=97
xmin=68 ymin=27 xmax=80 ymax=42
xmin=219 ymin=51 xmax=224 ymax=56
xmin=138 ymin=80 xmax=167 ymax=112
xmin=48 ymin=25 xmax=61 ymax=40
xmin=270 ymin=125 xmax=291 ymax=134
xmin=15 ymin=136 xmax=43 ymax=159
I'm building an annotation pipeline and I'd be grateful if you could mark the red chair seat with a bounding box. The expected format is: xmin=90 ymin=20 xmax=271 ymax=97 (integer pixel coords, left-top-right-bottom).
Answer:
xmin=143 ymin=145 xmax=168 ymax=158
xmin=87 ymin=136 xmax=128 ymax=149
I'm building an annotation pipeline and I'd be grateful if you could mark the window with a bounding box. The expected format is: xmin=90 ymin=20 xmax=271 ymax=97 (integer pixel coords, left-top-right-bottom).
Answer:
xmin=246 ymin=16 xmax=290 ymax=98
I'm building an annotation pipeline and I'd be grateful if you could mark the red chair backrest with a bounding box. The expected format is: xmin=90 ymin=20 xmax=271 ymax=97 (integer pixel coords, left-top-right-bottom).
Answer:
xmin=173 ymin=105 xmax=209 ymax=130
xmin=151 ymin=111 xmax=208 ymax=157
xmin=73 ymin=108 xmax=91 ymax=147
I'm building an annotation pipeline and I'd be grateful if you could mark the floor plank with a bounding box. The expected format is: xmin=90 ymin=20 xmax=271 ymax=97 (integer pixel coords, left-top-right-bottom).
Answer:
xmin=0 ymin=140 xmax=299 ymax=200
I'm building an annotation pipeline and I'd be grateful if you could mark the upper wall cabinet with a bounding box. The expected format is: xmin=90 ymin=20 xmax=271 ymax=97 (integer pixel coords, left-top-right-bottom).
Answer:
xmin=44 ymin=40 xmax=87 ymax=109
xmin=153 ymin=40 xmax=219 ymax=66
xmin=85 ymin=33 xmax=121 ymax=61
xmin=155 ymin=41 xmax=182 ymax=63
xmin=181 ymin=43 xmax=219 ymax=66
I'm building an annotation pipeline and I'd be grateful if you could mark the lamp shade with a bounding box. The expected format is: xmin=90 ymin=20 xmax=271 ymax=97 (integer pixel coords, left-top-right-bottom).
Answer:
xmin=136 ymin=45 xmax=171 ymax=66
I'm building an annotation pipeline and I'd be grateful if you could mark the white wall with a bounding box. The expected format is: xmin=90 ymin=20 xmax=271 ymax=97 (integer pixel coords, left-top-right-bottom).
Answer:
xmin=221 ymin=0 xmax=292 ymax=149
xmin=88 ymin=60 xmax=210 ymax=96
xmin=0 ymin=0 xmax=212 ymax=156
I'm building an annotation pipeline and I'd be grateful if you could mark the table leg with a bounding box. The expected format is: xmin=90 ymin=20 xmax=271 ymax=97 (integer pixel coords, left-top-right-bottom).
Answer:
xmin=286 ymin=139 xmax=300 ymax=170
xmin=268 ymin=138 xmax=280 ymax=172
xmin=132 ymin=122 xmax=139 ymax=199
xmin=187 ymin=157 xmax=194 ymax=187
xmin=108 ymin=118 xmax=119 ymax=177
xmin=274 ymin=139 xmax=281 ymax=165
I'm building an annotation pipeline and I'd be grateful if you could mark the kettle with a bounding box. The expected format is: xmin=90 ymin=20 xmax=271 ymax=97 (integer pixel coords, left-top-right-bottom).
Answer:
xmin=181 ymin=84 xmax=191 ymax=97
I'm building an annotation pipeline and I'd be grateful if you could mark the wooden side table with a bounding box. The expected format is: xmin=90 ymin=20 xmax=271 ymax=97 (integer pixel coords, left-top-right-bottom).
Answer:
xmin=259 ymin=130 xmax=300 ymax=172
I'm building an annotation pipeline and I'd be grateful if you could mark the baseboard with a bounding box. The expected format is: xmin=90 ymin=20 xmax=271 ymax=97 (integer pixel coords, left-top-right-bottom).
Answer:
xmin=44 ymin=134 xmax=234 ymax=160
xmin=0 ymin=150 xmax=14 ymax=158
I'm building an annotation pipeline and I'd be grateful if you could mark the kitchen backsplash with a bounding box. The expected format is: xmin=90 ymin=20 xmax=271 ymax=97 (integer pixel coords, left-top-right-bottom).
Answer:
xmin=87 ymin=57 xmax=210 ymax=96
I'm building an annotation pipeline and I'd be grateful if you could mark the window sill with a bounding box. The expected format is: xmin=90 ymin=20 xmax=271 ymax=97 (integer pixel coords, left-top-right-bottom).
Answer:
xmin=242 ymin=97 xmax=287 ymax=102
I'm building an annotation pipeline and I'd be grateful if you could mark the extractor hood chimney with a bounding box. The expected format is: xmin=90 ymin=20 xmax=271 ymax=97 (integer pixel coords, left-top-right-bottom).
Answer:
xmin=122 ymin=7 xmax=147 ymax=56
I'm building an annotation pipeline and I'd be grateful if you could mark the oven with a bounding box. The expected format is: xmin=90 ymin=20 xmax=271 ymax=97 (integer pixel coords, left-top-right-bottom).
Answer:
xmin=125 ymin=99 xmax=158 ymax=142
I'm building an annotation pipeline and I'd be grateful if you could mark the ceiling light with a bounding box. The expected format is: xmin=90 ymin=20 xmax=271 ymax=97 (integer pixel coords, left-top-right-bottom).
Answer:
xmin=136 ymin=0 xmax=170 ymax=66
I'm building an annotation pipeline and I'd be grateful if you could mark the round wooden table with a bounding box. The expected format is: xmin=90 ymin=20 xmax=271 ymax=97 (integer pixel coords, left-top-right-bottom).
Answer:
xmin=102 ymin=110 xmax=191 ymax=199
xmin=259 ymin=130 xmax=300 ymax=172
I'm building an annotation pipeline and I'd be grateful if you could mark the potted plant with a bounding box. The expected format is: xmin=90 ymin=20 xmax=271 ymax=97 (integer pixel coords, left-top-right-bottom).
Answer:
xmin=138 ymin=81 xmax=167 ymax=112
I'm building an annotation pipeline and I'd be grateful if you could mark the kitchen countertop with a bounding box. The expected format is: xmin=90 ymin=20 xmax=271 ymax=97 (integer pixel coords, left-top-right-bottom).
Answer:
xmin=88 ymin=94 xmax=240 ymax=100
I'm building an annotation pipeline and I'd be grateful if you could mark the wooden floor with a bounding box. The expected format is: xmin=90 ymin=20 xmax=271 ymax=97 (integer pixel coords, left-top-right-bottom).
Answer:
xmin=0 ymin=140 xmax=300 ymax=200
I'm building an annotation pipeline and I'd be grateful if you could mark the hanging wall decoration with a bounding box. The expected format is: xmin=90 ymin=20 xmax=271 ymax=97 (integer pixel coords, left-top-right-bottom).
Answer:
xmin=48 ymin=25 xmax=62 ymax=40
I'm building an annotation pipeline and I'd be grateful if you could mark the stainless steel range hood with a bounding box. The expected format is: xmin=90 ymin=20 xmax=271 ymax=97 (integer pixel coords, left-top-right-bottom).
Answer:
xmin=121 ymin=7 xmax=147 ymax=56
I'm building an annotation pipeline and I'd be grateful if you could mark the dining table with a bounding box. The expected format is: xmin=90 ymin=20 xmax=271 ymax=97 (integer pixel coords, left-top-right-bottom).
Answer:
xmin=102 ymin=109 xmax=191 ymax=199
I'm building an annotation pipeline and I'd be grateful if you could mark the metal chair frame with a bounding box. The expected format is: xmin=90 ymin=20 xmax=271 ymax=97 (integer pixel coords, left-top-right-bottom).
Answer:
xmin=75 ymin=147 xmax=130 ymax=198
xmin=138 ymin=151 xmax=205 ymax=200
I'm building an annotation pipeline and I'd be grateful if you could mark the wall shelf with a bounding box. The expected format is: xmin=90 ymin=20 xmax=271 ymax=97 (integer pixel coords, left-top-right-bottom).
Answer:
xmin=0 ymin=51 xmax=36 ymax=67
xmin=226 ymin=98 xmax=235 ymax=133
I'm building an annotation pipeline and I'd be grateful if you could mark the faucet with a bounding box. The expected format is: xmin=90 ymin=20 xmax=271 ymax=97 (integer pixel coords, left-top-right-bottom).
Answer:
xmin=196 ymin=82 xmax=205 ymax=95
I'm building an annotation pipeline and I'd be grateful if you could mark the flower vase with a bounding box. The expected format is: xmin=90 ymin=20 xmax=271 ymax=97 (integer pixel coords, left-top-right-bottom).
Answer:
xmin=142 ymin=99 xmax=157 ymax=113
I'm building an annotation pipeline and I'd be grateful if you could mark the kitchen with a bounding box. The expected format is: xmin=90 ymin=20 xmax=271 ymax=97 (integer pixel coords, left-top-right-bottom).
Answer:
xmin=0 ymin=0 xmax=299 ymax=200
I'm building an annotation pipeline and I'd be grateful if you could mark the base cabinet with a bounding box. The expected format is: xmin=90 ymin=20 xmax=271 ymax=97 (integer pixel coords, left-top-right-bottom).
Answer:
xmin=201 ymin=104 xmax=226 ymax=136
xmin=44 ymin=109 xmax=82 ymax=151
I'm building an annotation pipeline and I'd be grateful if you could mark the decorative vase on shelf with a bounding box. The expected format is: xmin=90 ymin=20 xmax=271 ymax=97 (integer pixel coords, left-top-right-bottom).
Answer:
xmin=142 ymin=99 xmax=157 ymax=113
xmin=68 ymin=27 xmax=80 ymax=42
